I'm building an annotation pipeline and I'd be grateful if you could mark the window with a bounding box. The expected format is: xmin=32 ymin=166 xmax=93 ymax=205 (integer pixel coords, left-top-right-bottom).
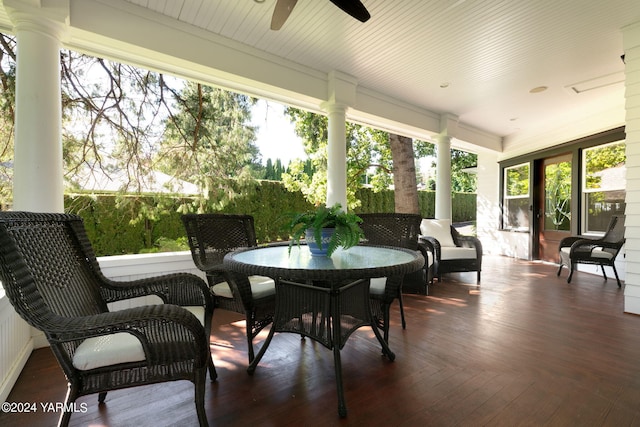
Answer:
xmin=582 ymin=141 xmax=626 ymax=234
xmin=503 ymin=163 xmax=530 ymax=231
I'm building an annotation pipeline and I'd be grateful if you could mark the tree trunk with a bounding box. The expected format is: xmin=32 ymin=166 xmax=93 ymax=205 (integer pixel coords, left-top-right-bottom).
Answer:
xmin=389 ymin=133 xmax=419 ymax=214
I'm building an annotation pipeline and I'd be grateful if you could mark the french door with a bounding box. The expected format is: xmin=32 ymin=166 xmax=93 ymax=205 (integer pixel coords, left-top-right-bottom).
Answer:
xmin=536 ymin=154 xmax=572 ymax=262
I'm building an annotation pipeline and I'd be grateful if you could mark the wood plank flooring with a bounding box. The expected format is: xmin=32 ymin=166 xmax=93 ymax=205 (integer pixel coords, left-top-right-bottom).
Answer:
xmin=2 ymin=255 xmax=640 ymax=427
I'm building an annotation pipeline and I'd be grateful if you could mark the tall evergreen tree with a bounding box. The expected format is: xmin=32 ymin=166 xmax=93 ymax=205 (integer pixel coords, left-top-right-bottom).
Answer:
xmin=156 ymin=82 xmax=259 ymax=210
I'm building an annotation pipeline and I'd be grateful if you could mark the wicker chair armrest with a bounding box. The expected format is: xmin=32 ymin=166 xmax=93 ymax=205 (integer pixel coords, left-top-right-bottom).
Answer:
xmin=416 ymin=240 xmax=432 ymax=268
xmin=419 ymin=236 xmax=441 ymax=260
xmin=570 ymin=237 xmax=625 ymax=254
xmin=456 ymin=235 xmax=483 ymax=257
xmin=100 ymin=273 xmax=212 ymax=309
xmin=559 ymin=236 xmax=589 ymax=249
xmin=46 ymin=303 xmax=207 ymax=346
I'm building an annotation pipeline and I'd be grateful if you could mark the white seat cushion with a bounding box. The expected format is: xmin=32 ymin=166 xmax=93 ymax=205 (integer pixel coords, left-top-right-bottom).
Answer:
xmin=441 ymin=246 xmax=477 ymax=260
xmin=369 ymin=277 xmax=386 ymax=295
xmin=73 ymin=333 xmax=145 ymax=370
xmin=560 ymin=246 xmax=613 ymax=260
xmin=420 ymin=219 xmax=456 ymax=247
xmin=591 ymin=248 xmax=614 ymax=260
xmin=73 ymin=304 xmax=205 ymax=371
xmin=212 ymin=275 xmax=275 ymax=299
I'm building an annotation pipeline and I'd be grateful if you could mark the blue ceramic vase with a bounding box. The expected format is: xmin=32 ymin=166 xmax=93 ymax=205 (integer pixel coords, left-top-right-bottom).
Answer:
xmin=305 ymin=228 xmax=334 ymax=257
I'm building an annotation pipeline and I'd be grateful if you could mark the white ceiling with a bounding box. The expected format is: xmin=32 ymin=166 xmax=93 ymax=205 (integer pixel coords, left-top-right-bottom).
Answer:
xmin=3 ymin=0 xmax=639 ymax=156
xmin=117 ymin=0 xmax=638 ymax=154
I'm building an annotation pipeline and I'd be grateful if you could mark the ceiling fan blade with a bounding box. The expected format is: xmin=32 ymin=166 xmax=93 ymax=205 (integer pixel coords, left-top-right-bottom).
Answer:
xmin=329 ymin=0 xmax=371 ymax=23
xmin=271 ymin=0 xmax=298 ymax=30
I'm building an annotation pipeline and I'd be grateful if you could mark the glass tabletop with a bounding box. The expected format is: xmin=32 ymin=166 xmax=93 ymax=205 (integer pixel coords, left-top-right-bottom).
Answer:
xmin=224 ymin=244 xmax=422 ymax=280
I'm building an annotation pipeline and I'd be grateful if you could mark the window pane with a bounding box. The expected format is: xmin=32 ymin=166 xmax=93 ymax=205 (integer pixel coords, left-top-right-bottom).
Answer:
xmin=504 ymin=198 xmax=530 ymax=231
xmin=544 ymin=161 xmax=571 ymax=231
xmin=503 ymin=163 xmax=530 ymax=230
xmin=582 ymin=141 xmax=626 ymax=234
xmin=584 ymin=142 xmax=626 ymax=191
xmin=505 ymin=164 xmax=529 ymax=197
xmin=584 ymin=192 xmax=626 ymax=233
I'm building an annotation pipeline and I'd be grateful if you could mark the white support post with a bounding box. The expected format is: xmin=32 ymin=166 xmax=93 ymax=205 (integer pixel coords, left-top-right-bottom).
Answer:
xmin=7 ymin=1 xmax=68 ymax=212
xmin=622 ymin=20 xmax=640 ymax=314
xmin=435 ymin=134 xmax=452 ymax=220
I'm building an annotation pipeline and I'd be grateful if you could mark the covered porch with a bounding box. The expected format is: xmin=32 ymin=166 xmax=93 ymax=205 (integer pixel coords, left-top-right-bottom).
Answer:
xmin=1 ymin=0 xmax=640 ymax=422
xmin=3 ymin=254 xmax=640 ymax=426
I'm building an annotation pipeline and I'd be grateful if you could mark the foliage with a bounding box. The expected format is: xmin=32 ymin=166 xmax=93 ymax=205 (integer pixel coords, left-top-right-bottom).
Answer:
xmin=425 ymin=148 xmax=477 ymax=192
xmin=282 ymin=203 xmax=364 ymax=256
xmin=282 ymin=107 xmax=418 ymax=208
xmin=505 ymin=164 xmax=530 ymax=196
xmin=544 ymin=161 xmax=572 ymax=230
xmin=0 ymin=33 xmax=264 ymax=215
xmin=584 ymin=142 xmax=626 ymax=189
xmin=155 ymin=82 xmax=259 ymax=211
xmin=0 ymin=34 xmax=15 ymax=207
xmin=64 ymin=185 xmax=475 ymax=256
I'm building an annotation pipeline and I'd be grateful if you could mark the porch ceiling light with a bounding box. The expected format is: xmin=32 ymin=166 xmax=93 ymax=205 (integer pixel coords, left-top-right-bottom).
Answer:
xmin=529 ymin=86 xmax=548 ymax=93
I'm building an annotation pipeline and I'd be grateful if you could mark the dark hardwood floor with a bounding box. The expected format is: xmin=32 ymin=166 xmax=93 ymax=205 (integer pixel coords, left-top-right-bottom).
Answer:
xmin=3 ymin=255 xmax=640 ymax=427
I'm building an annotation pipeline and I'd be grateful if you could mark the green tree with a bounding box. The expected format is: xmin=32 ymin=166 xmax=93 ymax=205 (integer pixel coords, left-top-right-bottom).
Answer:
xmin=282 ymin=108 xmax=389 ymax=208
xmin=156 ymin=82 xmax=259 ymax=211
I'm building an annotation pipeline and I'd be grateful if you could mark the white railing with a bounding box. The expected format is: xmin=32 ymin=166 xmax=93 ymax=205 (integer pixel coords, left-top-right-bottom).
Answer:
xmin=0 ymin=251 xmax=202 ymax=403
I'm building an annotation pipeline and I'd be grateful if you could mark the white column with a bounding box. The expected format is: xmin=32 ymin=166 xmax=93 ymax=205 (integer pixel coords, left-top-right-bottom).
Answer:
xmin=7 ymin=2 xmax=68 ymax=212
xmin=622 ymin=20 xmax=640 ymax=314
xmin=435 ymin=134 xmax=452 ymax=219
xmin=323 ymin=102 xmax=348 ymax=209
xmin=322 ymin=71 xmax=357 ymax=211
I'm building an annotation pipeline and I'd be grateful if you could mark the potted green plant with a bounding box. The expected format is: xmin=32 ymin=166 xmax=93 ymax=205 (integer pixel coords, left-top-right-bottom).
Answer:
xmin=284 ymin=203 xmax=364 ymax=257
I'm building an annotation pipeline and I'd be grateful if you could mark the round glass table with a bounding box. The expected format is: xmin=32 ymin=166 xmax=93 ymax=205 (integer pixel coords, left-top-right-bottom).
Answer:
xmin=224 ymin=244 xmax=423 ymax=417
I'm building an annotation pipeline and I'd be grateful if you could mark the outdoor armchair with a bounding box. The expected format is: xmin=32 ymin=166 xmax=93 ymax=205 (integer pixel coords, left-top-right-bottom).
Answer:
xmin=0 ymin=212 xmax=214 ymax=427
xmin=557 ymin=215 xmax=625 ymax=287
xmin=358 ymin=212 xmax=432 ymax=342
xmin=182 ymin=213 xmax=275 ymax=364
xmin=419 ymin=218 xmax=483 ymax=283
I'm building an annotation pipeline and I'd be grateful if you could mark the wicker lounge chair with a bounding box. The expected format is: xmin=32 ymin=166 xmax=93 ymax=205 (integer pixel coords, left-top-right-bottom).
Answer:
xmin=419 ymin=218 xmax=483 ymax=283
xmin=557 ymin=215 xmax=625 ymax=286
xmin=182 ymin=213 xmax=275 ymax=364
xmin=358 ymin=213 xmax=432 ymax=342
xmin=0 ymin=212 xmax=214 ymax=427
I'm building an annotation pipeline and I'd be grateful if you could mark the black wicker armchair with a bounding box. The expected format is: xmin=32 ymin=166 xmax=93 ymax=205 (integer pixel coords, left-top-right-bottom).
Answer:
xmin=557 ymin=215 xmax=625 ymax=287
xmin=419 ymin=218 xmax=483 ymax=283
xmin=182 ymin=213 xmax=275 ymax=364
xmin=358 ymin=213 xmax=432 ymax=342
xmin=0 ymin=212 xmax=214 ymax=427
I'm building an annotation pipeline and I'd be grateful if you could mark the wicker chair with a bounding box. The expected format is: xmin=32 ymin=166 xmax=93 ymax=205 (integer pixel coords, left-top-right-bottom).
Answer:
xmin=557 ymin=215 xmax=625 ymax=287
xmin=0 ymin=212 xmax=213 ymax=427
xmin=358 ymin=213 xmax=432 ymax=342
xmin=181 ymin=213 xmax=275 ymax=364
xmin=419 ymin=218 xmax=483 ymax=283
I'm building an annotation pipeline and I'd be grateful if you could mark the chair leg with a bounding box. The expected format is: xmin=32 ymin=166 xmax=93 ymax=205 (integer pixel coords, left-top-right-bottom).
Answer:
xmin=246 ymin=318 xmax=255 ymax=364
xmin=383 ymin=303 xmax=391 ymax=344
xmin=557 ymin=263 xmax=564 ymax=276
xmin=398 ymin=290 xmax=406 ymax=330
xmin=612 ymin=264 xmax=622 ymax=287
xmin=567 ymin=264 xmax=575 ymax=283
xmin=194 ymin=367 xmax=208 ymax=427
xmin=477 ymin=271 xmax=481 ymax=283
xmin=207 ymin=354 xmax=217 ymax=381
xmin=58 ymin=383 xmax=79 ymax=427
xmin=600 ymin=264 xmax=608 ymax=281
xmin=98 ymin=392 xmax=107 ymax=403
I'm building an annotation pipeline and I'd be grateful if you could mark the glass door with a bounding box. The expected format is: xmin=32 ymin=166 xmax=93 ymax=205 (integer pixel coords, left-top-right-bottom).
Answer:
xmin=537 ymin=154 xmax=572 ymax=262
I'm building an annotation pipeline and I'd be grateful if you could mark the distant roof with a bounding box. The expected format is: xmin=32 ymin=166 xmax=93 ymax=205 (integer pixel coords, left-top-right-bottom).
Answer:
xmin=67 ymin=165 xmax=200 ymax=195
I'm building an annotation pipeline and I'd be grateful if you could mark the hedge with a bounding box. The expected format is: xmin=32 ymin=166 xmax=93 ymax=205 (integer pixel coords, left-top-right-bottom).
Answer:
xmin=65 ymin=181 xmax=476 ymax=256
